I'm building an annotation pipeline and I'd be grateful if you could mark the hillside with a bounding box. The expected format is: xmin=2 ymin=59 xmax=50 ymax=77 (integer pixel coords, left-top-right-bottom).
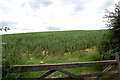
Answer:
xmin=2 ymin=30 xmax=109 ymax=79
xmin=2 ymin=30 xmax=107 ymax=56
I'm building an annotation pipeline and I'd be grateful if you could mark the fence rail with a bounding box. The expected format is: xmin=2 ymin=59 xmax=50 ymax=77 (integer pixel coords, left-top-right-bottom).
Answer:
xmin=11 ymin=60 xmax=117 ymax=72
xmin=10 ymin=54 xmax=120 ymax=80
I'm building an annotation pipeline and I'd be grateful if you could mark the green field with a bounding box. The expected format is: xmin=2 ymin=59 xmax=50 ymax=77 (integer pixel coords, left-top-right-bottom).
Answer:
xmin=2 ymin=30 xmax=108 ymax=79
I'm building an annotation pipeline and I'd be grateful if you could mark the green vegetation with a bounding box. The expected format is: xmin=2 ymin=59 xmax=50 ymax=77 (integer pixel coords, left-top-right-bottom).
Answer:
xmin=98 ymin=4 xmax=120 ymax=60
xmin=2 ymin=30 xmax=107 ymax=79
xmin=7 ymin=51 xmax=101 ymax=78
xmin=3 ymin=30 xmax=106 ymax=56
xmin=97 ymin=4 xmax=120 ymax=79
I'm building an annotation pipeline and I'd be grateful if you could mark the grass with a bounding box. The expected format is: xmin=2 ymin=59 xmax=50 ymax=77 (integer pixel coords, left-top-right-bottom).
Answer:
xmin=22 ymin=51 xmax=100 ymax=65
xmin=6 ymin=51 xmax=101 ymax=78
xmin=2 ymin=30 xmax=107 ymax=79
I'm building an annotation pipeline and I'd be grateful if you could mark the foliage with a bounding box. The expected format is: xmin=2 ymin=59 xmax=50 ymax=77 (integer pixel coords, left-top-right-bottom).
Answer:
xmin=98 ymin=4 xmax=120 ymax=59
xmin=2 ymin=42 xmax=25 ymax=79
xmin=2 ymin=30 xmax=104 ymax=79
xmin=0 ymin=27 xmax=10 ymax=32
xmin=2 ymin=30 xmax=104 ymax=56
xmin=6 ymin=51 xmax=101 ymax=78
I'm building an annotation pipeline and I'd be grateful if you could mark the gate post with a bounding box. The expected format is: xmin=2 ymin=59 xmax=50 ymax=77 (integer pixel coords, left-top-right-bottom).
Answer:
xmin=115 ymin=54 xmax=120 ymax=79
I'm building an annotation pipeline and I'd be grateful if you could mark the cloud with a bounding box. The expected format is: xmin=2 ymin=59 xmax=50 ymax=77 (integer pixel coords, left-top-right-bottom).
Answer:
xmin=102 ymin=1 xmax=114 ymax=8
xmin=98 ymin=0 xmax=115 ymax=13
xmin=61 ymin=0 xmax=88 ymax=12
xmin=74 ymin=3 xmax=85 ymax=12
xmin=47 ymin=26 xmax=61 ymax=30
xmin=0 ymin=21 xmax=17 ymax=27
xmin=0 ymin=5 xmax=9 ymax=13
xmin=27 ymin=2 xmax=53 ymax=11
xmin=0 ymin=0 xmax=119 ymax=34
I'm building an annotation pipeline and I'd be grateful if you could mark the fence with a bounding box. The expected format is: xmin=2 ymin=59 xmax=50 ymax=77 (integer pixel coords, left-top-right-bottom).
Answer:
xmin=10 ymin=54 xmax=120 ymax=80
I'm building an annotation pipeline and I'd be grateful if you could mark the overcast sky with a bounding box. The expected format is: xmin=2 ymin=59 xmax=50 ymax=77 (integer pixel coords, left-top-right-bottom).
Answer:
xmin=0 ymin=0 xmax=119 ymax=34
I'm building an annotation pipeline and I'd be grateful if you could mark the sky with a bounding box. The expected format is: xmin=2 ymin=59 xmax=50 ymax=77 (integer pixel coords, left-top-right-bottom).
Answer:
xmin=0 ymin=0 xmax=119 ymax=34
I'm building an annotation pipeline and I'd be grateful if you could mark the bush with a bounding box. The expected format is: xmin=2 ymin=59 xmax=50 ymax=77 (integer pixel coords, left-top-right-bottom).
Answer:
xmin=98 ymin=4 xmax=120 ymax=60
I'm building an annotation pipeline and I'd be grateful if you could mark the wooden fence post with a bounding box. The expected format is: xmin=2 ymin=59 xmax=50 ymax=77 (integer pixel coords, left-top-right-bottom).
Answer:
xmin=115 ymin=54 xmax=120 ymax=79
